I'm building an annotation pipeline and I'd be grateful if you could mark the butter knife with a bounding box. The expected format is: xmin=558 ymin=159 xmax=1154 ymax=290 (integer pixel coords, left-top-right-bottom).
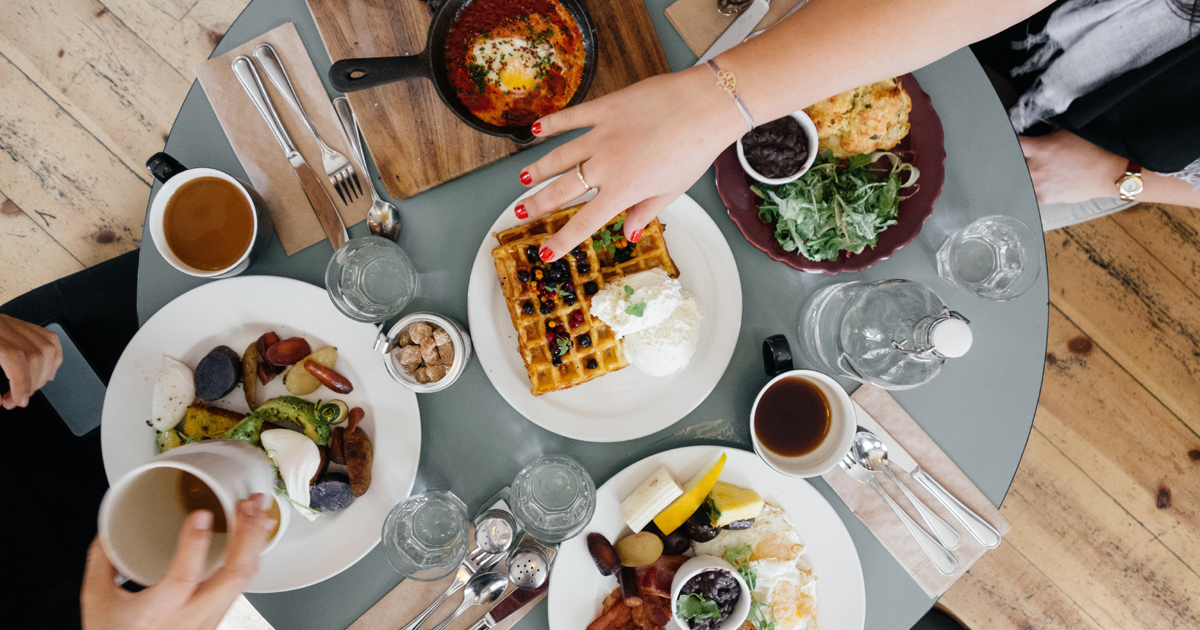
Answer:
xmin=695 ymin=0 xmax=771 ymax=65
xmin=851 ymin=399 xmax=1002 ymax=548
xmin=231 ymin=56 xmax=348 ymax=250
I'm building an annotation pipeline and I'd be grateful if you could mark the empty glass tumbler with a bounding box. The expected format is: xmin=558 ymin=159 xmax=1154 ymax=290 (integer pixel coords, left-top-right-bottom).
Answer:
xmin=510 ymin=455 xmax=596 ymax=543
xmin=936 ymin=215 xmax=1040 ymax=301
xmin=325 ymin=236 xmax=418 ymax=322
xmin=381 ymin=490 xmax=470 ymax=581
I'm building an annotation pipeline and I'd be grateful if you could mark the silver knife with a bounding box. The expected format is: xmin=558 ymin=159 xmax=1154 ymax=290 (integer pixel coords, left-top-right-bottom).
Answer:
xmin=695 ymin=0 xmax=771 ymax=66
xmin=232 ymin=55 xmax=348 ymax=250
xmin=851 ymin=399 xmax=1002 ymax=548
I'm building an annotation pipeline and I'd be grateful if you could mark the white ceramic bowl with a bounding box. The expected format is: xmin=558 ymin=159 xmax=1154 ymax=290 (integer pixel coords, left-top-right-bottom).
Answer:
xmin=670 ymin=555 xmax=752 ymax=630
xmin=750 ymin=369 xmax=855 ymax=477
xmin=382 ymin=312 xmax=472 ymax=393
xmin=736 ymin=111 xmax=820 ymax=186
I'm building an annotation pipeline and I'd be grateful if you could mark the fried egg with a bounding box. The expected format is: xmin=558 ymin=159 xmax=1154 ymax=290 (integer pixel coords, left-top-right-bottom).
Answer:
xmin=471 ymin=37 xmax=558 ymax=92
xmin=692 ymin=504 xmax=818 ymax=630
xmin=150 ymin=356 xmax=194 ymax=431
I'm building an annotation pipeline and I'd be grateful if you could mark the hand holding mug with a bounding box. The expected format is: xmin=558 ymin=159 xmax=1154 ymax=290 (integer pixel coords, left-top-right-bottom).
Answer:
xmin=82 ymin=494 xmax=277 ymax=630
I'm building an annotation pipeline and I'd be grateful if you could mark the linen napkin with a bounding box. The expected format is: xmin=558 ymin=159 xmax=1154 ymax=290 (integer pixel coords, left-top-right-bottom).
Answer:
xmin=664 ymin=0 xmax=807 ymax=57
xmin=194 ymin=23 xmax=369 ymax=255
xmin=821 ymin=384 xmax=1012 ymax=598
xmin=348 ymin=534 xmax=547 ymax=630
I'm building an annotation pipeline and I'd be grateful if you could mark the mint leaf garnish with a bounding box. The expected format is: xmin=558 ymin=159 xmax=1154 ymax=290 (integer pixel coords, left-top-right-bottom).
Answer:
xmin=624 ymin=285 xmax=634 ymax=298
xmin=676 ymin=594 xmax=720 ymax=622
xmin=625 ymin=301 xmax=647 ymax=317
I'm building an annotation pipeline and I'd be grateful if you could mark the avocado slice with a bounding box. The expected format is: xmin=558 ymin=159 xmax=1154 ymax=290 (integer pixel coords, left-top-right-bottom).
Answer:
xmin=255 ymin=396 xmax=329 ymax=445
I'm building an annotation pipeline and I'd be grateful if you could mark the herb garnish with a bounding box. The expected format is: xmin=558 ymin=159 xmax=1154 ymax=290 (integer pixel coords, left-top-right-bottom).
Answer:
xmin=623 ymin=285 xmax=646 ymax=317
xmin=723 ymin=545 xmax=756 ymax=591
xmin=748 ymin=601 xmax=777 ymax=630
xmin=556 ymin=337 xmax=573 ymax=353
xmin=676 ymin=594 xmax=721 ymax=623
xmin=752 ymin=150 xmax=918 ymax=262
xmin=591 ymin=217 xmax=626 ymax=255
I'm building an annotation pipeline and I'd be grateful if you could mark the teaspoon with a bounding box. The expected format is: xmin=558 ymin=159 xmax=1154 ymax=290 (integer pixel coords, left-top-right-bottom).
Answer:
xmin=854 ymin=432 xmax=962 ymax=550
xmin=427 ymin=572 xmax=509 ymax=630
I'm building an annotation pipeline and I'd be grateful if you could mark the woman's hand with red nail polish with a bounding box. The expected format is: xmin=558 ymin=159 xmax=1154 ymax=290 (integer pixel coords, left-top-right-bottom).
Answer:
xmin=531 ymin=121 xmax=542 ymax=135
xmin=512 ymin=68 xmax=744 ymax=260
xmin=520 ymin=171 xmax=533 ymax=186
xmin=515 ymin=204 xmax=528 ymax=220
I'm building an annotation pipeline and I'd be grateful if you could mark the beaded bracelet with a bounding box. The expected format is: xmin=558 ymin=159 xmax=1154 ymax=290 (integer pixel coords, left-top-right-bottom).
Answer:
xmin=706 ymin=60 xmax=756 ymax=132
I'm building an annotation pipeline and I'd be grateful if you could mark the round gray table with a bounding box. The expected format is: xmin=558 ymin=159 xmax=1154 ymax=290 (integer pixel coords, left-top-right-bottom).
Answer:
xmin=136 ymin=0 xmax=1048 ymax=627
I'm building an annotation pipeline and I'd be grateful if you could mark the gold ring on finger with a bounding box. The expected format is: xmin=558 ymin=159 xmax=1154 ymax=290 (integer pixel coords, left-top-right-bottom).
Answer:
xmin=575 ymin=163 xmax=592 ymax=192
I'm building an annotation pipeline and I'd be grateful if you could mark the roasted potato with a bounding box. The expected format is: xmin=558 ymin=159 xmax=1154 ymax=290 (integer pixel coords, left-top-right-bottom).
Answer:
xmin=343 ymin=427 xmax=372 ymax=497
xmin=241 ymin=343 xmax=259 ymax=410
xmin=284 ymin=346 xmax=337 ymax=396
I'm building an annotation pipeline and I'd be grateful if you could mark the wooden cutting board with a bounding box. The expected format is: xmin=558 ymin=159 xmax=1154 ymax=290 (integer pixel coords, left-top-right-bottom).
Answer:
xmin=305 ymin=0 xmax=670 ymax=199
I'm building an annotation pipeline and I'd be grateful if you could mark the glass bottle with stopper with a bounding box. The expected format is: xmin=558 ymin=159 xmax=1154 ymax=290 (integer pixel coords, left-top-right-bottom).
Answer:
xmin=798 ymin=279 xmax=972 ymax=390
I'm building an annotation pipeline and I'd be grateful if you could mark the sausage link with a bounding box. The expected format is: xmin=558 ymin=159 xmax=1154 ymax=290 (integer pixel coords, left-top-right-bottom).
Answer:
xmin=304 ymin=360 xmax=354 ymax=393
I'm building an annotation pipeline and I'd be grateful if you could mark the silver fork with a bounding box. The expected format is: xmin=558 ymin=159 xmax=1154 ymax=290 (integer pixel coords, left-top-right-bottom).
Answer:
xmin=252 ymin=43 xmax=361 ymax=204
xmin=396 ymin=549 xmax=497 ymax=630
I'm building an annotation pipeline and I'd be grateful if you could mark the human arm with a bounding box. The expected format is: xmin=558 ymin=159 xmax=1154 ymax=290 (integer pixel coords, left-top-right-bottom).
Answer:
xmin=518 ymin=0 xmax=1057 ymax=260
xmin=1020 ymin=129 xmax=1200 ymax=207
xmin=81 ymin=494 xmax=277 ymax=630
xmin=0 ymin=314 xmax=63 ymax=409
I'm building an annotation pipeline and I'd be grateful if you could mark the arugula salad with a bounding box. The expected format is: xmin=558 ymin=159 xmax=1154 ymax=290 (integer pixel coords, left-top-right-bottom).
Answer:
xmin=752 ymin=150 xmax=919 ymax=262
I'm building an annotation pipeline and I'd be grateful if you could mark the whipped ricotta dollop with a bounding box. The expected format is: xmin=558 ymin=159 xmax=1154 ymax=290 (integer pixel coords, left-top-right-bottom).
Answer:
xmin=590 ymin=268 xmax=702 ymax=376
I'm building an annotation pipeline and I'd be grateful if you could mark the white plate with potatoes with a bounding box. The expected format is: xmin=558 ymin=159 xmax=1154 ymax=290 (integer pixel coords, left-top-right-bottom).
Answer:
xmin=100 ymin=276 xmax=422 ymax=592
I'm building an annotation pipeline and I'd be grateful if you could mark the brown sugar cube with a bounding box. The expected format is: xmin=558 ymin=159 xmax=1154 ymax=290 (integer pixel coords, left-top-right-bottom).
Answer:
xmin=426 ymin=363 xmax=447 ymax=382
xmin=408 ymin=321 xmax=433 ymax=345
xmin=413 ymin=367 xmax=431 ymax=384
xmin=421 ymin=342 xmax=441 ymax=366
xmin=432 ymin=328 xmax=451 ymax=347
xmin=397 ymin=345 xmax=423 ymax=373
xmin=438 ymin=342 xmax=455 ymax=363
xmin=397 ymin=327 xmax=412 ymax=347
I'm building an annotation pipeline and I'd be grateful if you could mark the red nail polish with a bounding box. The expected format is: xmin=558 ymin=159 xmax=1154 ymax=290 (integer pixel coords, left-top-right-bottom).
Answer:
xmin=539 ymin=246 xmax=554 ymax=261
xmin=520 ymin=171 xmax=533 ymax=185
xmin=630 ymin=229 xmax=643 ymax=243
xmin=515 ymin=204 xmax=528 ymax=219
xmin=531 ymin=122 xmax=542 ymax=135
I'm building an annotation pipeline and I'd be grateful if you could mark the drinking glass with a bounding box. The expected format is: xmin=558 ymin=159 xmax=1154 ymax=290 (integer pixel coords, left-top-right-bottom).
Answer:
xmin=325 ymin=236 xmax=418 ymax=322
xmin=936 ymin=215 xmax=1041 ymax=301
xmin=510 ymin=455 xmax=596 ymax=543
xmin=381 ymin=490 xmax=469 ymax=581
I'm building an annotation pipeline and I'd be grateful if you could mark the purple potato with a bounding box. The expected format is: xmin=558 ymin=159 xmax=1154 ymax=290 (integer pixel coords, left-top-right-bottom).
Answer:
xmin=194 ymin=346 xmax=241 ymax=401
xmin=310 ymin=473 xmax=356 ymax=512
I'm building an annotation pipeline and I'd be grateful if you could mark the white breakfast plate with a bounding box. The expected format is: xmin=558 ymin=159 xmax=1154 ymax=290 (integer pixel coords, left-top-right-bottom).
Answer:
xmin=100 ymin=276 xmax=421 ymax=592
xmin=548 ymin=447 xmax=866 ymax=630
xmin=467 ymin=181 xmax=742 ymax=442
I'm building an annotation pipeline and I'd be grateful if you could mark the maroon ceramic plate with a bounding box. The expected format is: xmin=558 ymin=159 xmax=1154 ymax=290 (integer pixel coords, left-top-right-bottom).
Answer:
xmin=715 ymin=73 xmax=946 ymax=274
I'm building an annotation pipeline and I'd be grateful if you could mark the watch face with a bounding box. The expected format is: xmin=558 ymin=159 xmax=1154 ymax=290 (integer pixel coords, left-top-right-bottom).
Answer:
xmin=1120 ymin=177 xmax=1143 ymax=196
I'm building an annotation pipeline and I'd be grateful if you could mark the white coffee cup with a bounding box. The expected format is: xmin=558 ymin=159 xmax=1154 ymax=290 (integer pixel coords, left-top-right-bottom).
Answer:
xmin=98 ymin=440 xmax=279 ymax=585
xmin=145 ymin=152 xmax=273 ymax=278
xmin=750 ymin=369 xmax=856 ymax=477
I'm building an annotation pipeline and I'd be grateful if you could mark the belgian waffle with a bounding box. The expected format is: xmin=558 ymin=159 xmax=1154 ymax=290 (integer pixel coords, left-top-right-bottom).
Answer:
xmin=495 ymin=205 xmax=679 ymax=282
xmin=492 ymin=205 xmax=679 ymax=395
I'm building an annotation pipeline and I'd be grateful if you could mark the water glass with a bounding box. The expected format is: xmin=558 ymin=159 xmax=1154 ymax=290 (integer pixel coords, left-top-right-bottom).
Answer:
xmin=510 ymin=455 xmax=596 ymax=543
xmin=381 ymin=490 xmax=469 ymax=581
xmin=325 ymin=236 xmax=418 ymax=322
xmin=936 ymin=215 xmax=1040 ymax=301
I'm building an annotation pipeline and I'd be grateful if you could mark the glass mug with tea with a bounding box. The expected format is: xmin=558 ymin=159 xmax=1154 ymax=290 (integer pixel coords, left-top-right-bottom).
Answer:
xmin=145 ymin=152 xmax=274 ymax=278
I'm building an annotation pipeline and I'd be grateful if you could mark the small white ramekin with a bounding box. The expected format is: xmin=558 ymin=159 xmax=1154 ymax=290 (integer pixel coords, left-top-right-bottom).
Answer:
xmin=670 ymin=555 xmax=752 ymax=630
xmin=736 ymin=110 xmax=820 ymax=186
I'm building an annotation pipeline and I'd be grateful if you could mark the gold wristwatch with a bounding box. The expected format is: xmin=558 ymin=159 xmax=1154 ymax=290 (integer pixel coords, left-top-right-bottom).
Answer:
xmin=1116 ymin=161 xmax=1144 ymax=201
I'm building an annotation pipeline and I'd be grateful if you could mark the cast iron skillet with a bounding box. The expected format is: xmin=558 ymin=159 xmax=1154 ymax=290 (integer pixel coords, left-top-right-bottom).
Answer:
xmin=329 ymin=0 xmax=597 ymax=144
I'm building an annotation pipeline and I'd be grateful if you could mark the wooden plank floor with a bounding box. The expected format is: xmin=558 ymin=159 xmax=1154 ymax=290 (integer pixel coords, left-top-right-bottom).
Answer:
xmin=1 ymin=2 xmax=1198 ymax=628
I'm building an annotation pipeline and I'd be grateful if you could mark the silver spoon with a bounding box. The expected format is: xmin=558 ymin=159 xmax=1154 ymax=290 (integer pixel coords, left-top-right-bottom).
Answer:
xmin=840 ymin=447 xmax=957 ymax=575
xmin=428 ymin=572 xmax=509 ymax=630
xmin=854 ymin=432 xmax=962 ymax=550
xmin=332 ymin=97 xmax=402 ymax=242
